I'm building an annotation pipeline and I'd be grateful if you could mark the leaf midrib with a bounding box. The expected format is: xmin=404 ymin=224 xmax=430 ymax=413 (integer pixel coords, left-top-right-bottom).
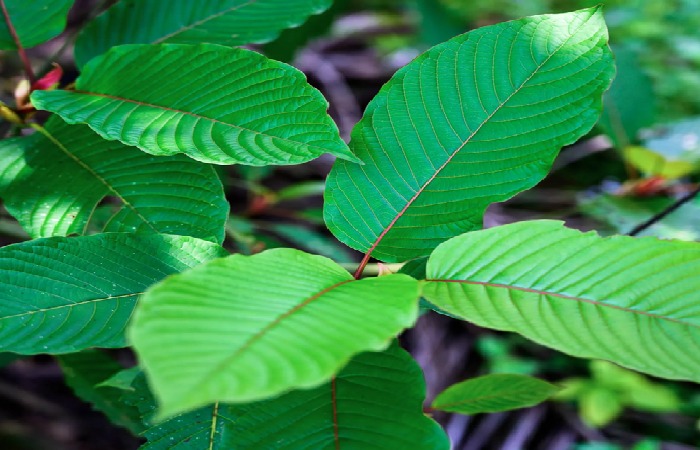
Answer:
xmin=0 ymin=292 xmax=140 ymax=321
xmin=426 ymin=279 xmax=700 ymax=330
xmin=187 ymin=279 xmax=354 ymax=394
xmin=34 ymin=125 xmax=158 ymax=233
xmin=152 ymin=0 xmax=257 ymax=45
xmin=69 ymin=90 xmax=333 ymax=155
xmin=363 ymin=14 xmax=597 ymax=257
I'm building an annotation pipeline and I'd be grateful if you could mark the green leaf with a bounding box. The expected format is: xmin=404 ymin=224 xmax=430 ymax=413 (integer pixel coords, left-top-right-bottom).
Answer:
xmin=0 ymin=233 xmax=226 ymax=354
xmin=422 ymin=220 xmax=700 ymax=383
xmin=580 ymin=386 xmax=623 ymax=427
xmin=0 ymin=117 xmax=228 ymax=242
xmin=98 ymin=366 xmax=141 ymax=391
xmin=267 ymin=223 xmax=355 ymax=262
xmin=58 ymin=350 xmax=144 ymax=434
xmin=32 ymin=44 xmax=356 ymax=166
xmin=431 ymin=374 xmax=558 ymax=415
xmin=130 ymin=248 xmax=420 ymax=418
xmin=324 ymin=8 xmax=614 ymax=262
xmin=0 ymin=0 xmax=73 ymax=49
xmin=126 ymin=344 xmax=449 ymax=450
xmin=74 ymin=0 xmax=333 ymax=68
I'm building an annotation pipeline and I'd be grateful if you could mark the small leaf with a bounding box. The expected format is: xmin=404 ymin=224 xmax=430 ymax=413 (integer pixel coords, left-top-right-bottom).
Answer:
xmin=580 ymin=386 xmax=623 ymax=427
xmin=431 ymin=374 xmax=558 ymax=415
xmin=0 ymin=117 xmax=228 ymax=242
xmin=74 ymin=0 xmax=334 ymax=67
xmin=0 ymin=0 xmax=73 ymax=49
xmin=58 ymin=350 xmax=143 ymax=434
xmin=130 ymin=248 xmax=420 ymax=418
xmin=0 ymin=233 xmax=226 ymax=354
xmin=324 ymin=7 xmax=614 ymax=262
xmin=32 ymin=44 xmax=356 ymax=166
xmin=125 ymin=344 xmax=449 ymax=449
xmin=423 ymin=220 xmax=700 ymax=383
xmin=98 ymin=367 xmax=141 ymax=391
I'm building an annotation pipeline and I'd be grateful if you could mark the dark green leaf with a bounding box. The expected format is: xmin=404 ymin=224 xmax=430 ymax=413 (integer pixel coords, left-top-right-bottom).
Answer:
xmin=74 ymin=0 xmax=334 ymax=67
xmin=324 ymin=8 xmax=614 ymax=262
xmin=0 ymin=0 xmax=73 ymax=49
xmin=0 ymin=233 xmax=226 ymax=354
xmin=32 ymin=44 xmax=356 ymax=166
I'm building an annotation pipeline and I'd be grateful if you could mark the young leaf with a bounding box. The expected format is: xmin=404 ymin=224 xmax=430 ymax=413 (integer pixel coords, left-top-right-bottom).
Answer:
xmin=0 ymin=117 xmax=228 ymax=242
xmin=58 ymin=350 xmax=144 ymax=434
xmin=125 ymin=344 xmax=449 ymax=450
xmin=129 ymin=248 xmax=420 ymax=418
xmin=32 ymin=44 xmax=356 ymax=166
xmin=0 ymin=233 xmax=226 ymax=354
xmin=74 ymin=0 xmax=333 ymax=68
xmin=431 ymin=374 xmax=558 ymax=415
xmin=422 ymin=220 xmax=700 ymax=383
xmin=0 ymin=0 xmax=73 ymax=49
xmin=324 ymin=7 xmax=615 ymax=262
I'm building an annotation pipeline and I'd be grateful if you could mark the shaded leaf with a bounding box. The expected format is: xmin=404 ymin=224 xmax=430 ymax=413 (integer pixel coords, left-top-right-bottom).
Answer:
xmin=32 ymin=44 xmax=356 ymax=166
xmin=126 ymin=344 xmax=449 ymax=450
xmin=324 ymin=8 xmax=614 ymax=262
xmin=423 ymin=220 xmax=700 ymax=383
xmin=0 ymin=117 xmax=227 ymax=242
xmin=0 ymin=0 xmax=73 ymax=49
xmin=74 ymin=0 xmax=333 ymax=68
xmin=431 ymin=374 xmax=558 ymax=415
xmin=0 ymin=233 xmax=226 ymax=354
xmin=58 ymin=350 xmax=143 ymax=434
xmin=130 ymin=248 xmax=420 ymax=418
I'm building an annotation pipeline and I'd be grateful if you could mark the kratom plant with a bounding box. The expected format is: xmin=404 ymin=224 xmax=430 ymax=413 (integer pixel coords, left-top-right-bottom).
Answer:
xmin=0 ymin=1 xmax=697 ymax=448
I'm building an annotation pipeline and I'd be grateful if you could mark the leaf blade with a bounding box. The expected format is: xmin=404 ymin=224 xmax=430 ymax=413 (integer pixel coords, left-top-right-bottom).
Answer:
xmin=0 ymin=0 xmax=73 ymax=49
xmin=423 ymin=220 xmax=700 ymax=383
xmin=130 ymin=248 xmax=421 ymax=417
xmin=0 ymin=233 xmax=226 ymax=354
xmin=32 ymin=44 xmax=356 ymax=166
xmin=324 ymin=8 xmax=615 ymax=262
xmin=74 ymin=0 xmax=333 ymax=67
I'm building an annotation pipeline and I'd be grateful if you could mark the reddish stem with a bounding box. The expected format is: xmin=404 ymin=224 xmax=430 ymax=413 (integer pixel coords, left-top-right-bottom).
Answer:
xmin=353 ymin=252 xmax=372 ymax=279
xmin=0 ymin=0 xmax=36 ymax=86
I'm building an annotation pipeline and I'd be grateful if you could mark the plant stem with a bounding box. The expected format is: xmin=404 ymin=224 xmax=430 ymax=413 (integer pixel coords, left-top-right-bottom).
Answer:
xmin=345 ymin=262 xmax=403 ymax=277
xmin=627 ymin=185 xmax=700 ymax=236
xmin=0 ymin=0 xmax=36 ymax=85
xmin=353 ymin=252 xmax=372 ymax=279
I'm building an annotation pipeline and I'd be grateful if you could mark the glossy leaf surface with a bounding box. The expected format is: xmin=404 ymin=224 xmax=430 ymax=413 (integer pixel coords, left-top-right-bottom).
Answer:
xmin=431 ymin=374 xmax=558 ymax=415
xmin=125 ymin=344 xmax=448 ymax=449
xmin=0 ymin=233 xmax=226 ymax=354
xmin=423 ymin=220 xmax=700 ymax=383
xmin=324 ymin=8 xmax=614 ymax=262
xmin=130 ymin=248 xmax=420 ymax=418
xmin=0 ymin=117 xmax=227 ymax=242
xmin=32 ymin=44 xmax=355 ymax=166
xmin=74 ymin=0 xmax=332 ymax=67
xmin=0 ymin=0 xmax=73 ymax=49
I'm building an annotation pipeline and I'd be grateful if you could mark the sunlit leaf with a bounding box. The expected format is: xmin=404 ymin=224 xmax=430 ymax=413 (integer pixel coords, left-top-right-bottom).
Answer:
xmin=130 ymin=248 xmax=420 ymax=417
xmin=423 ymin=220 xmax=700 ymax=383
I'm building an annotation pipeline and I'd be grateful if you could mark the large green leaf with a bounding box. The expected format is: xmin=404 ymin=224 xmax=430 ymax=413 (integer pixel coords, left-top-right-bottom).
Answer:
xmin=0 ymin=0 xmax=73 ymax=49
xmin=422 ymin=220 xmax=700 ymax=383
xmin=74 ymin=0 xmax=333 ymax=68
xmin=0 ymin=233 xmax=226 ymax=354
xmin=58 ymin=350 xmax=144 ymax=434
xmin=130 ymin=248 xmax=420 ymax=418
xmin=32 ymin=44 xmax=356 ymax=166
xmin=126 ymin=344 xmax=449 ymax=450
xmin=0 ymin=117 xmax=227 ymax=242
xmin=324 ymin=8 xmax=614 ymax=262
xmin=431 ymin=374 xmax=558 ymax=415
